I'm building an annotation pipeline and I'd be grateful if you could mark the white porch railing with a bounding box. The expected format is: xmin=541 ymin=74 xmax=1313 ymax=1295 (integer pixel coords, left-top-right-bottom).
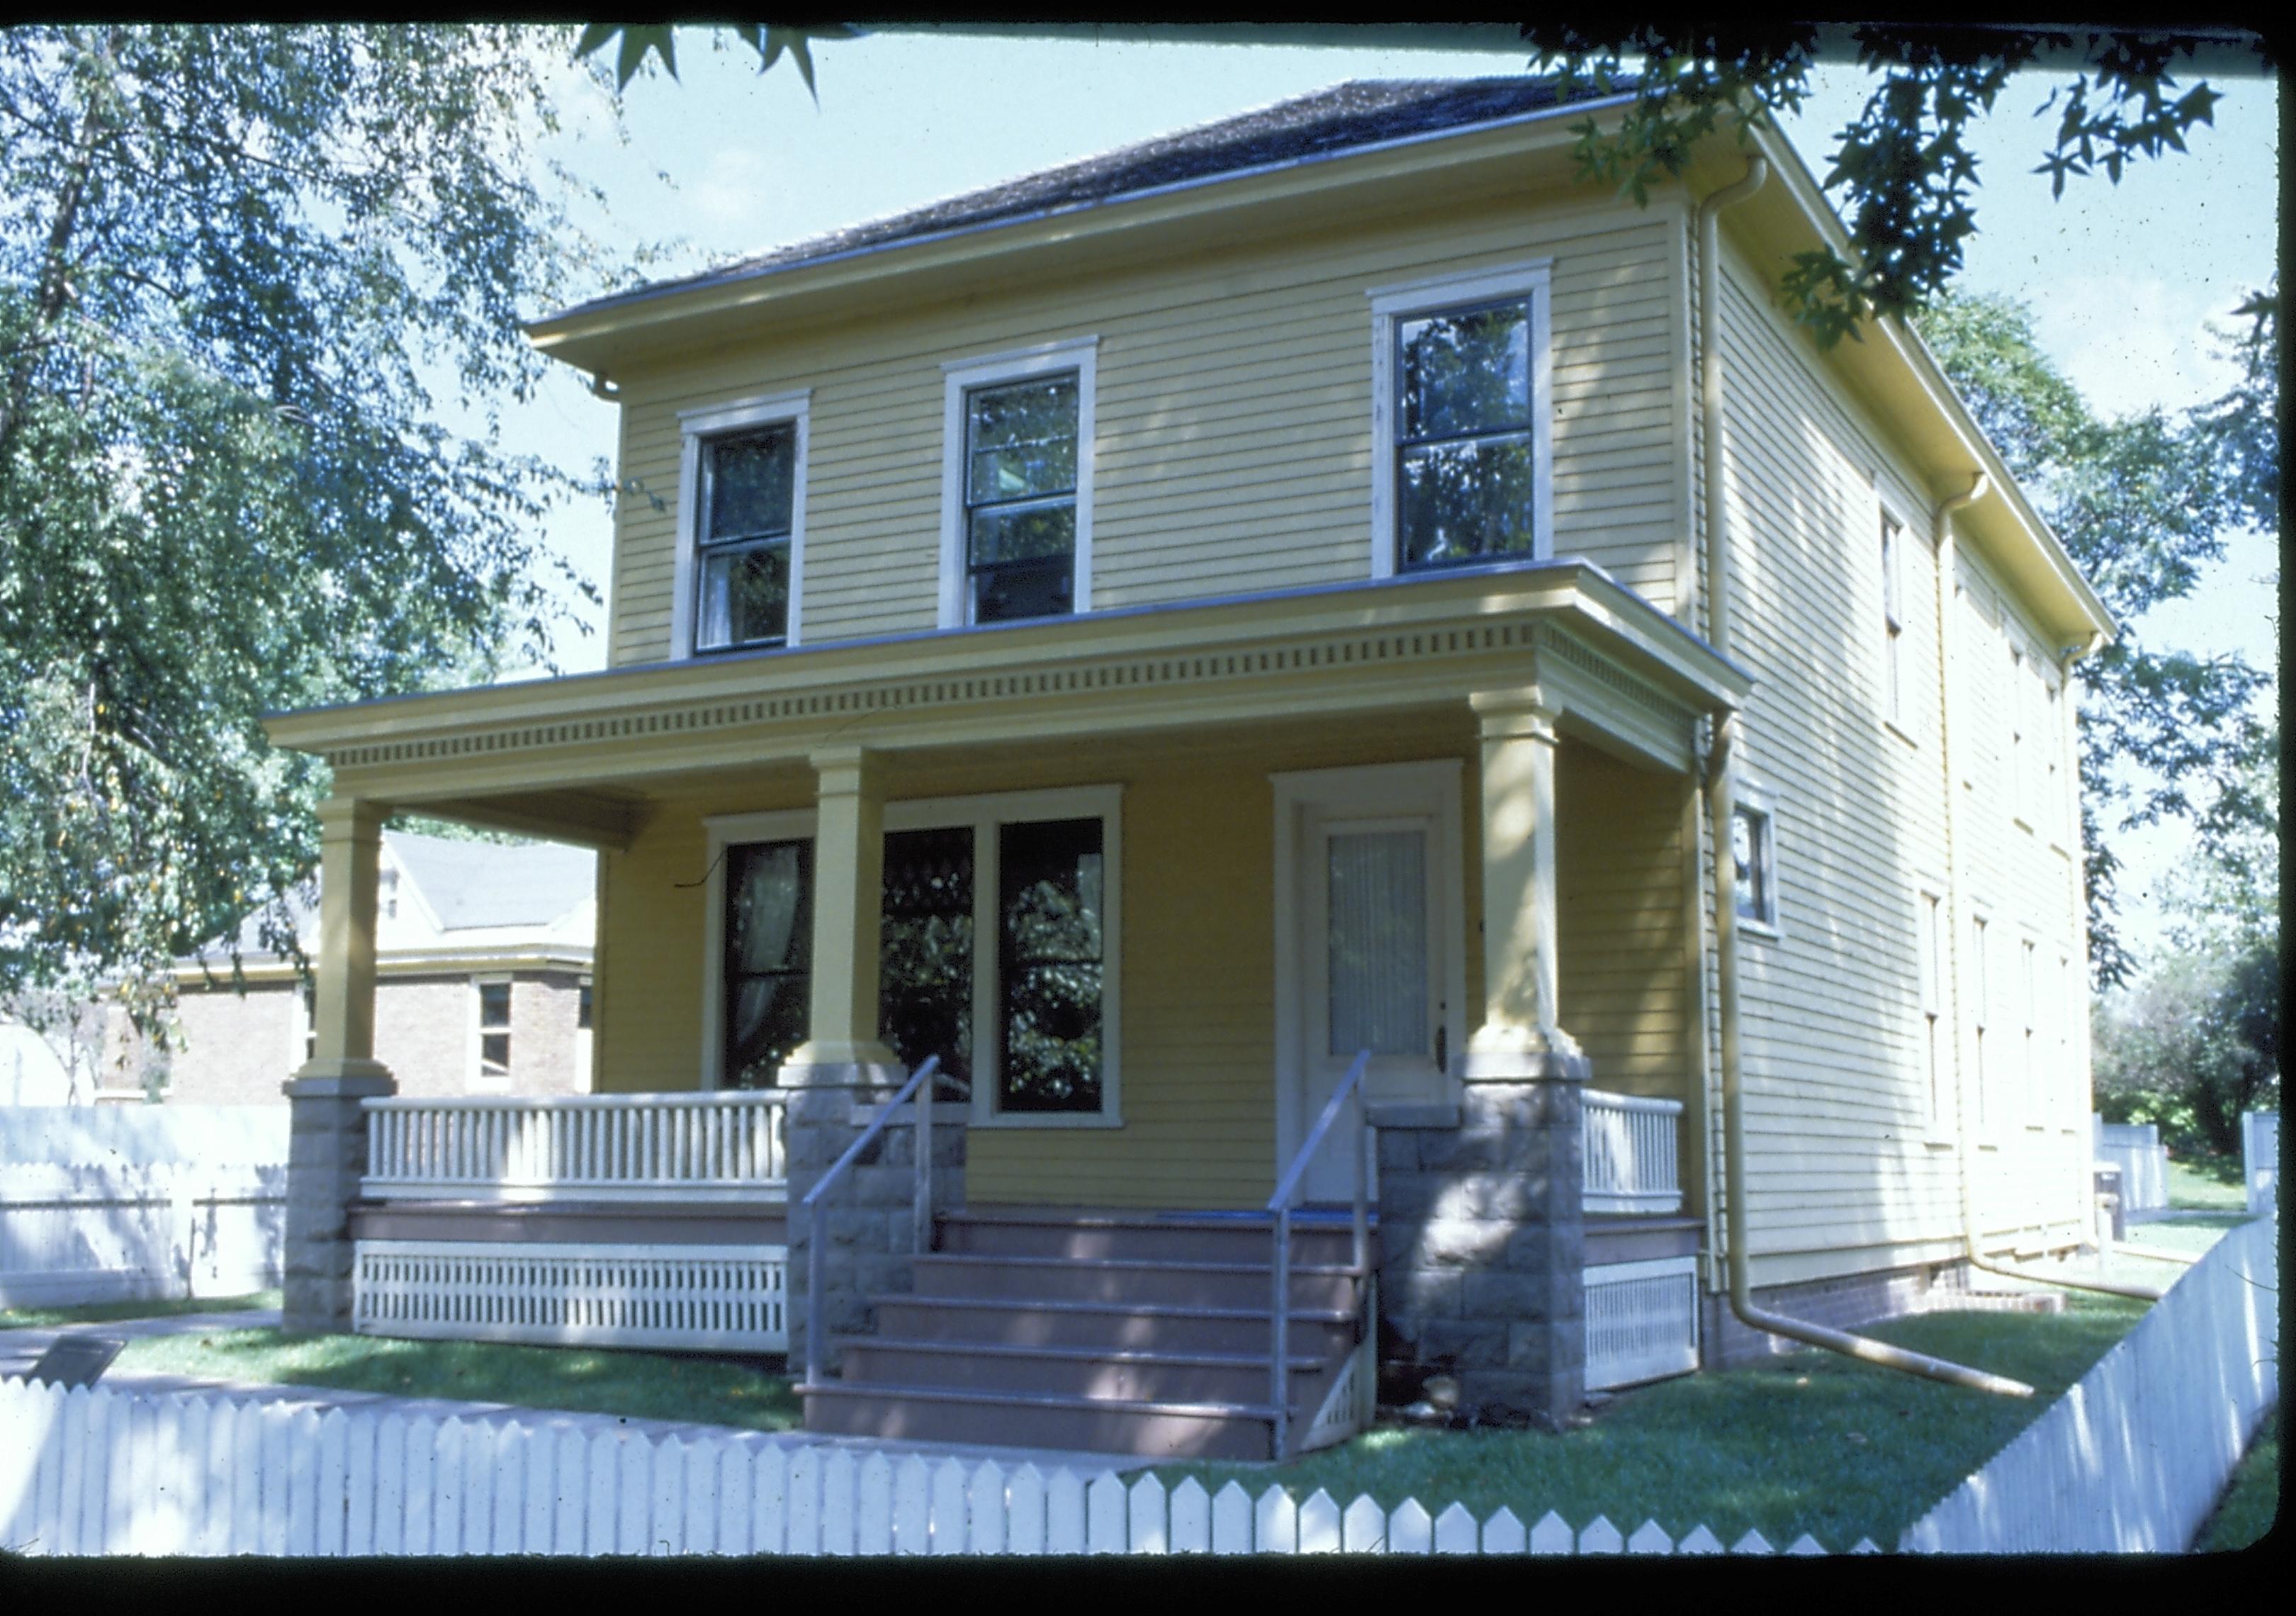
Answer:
xmin=1582 ymin=1090 xmax=1683 ymax=1216
xmin=361 ymin=1092 xmax=788 ymax=1203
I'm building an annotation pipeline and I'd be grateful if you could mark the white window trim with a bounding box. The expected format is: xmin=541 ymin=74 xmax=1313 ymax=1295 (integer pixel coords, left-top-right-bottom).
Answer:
xmin=1879 ymin=500 xmax=1916 ymax=746
xmin=1914 ymin=878 xmax=1952 ymax=1144
xmin=670 ymin=389 xmax=814 ymax=661
xmin=1366 ymin=259 xmax=1555 ymax=582
xmin=2017 ymin=928 xmax=2044 ymax=1130
xmin=1731 ymin=778 xmax=1783 ymax=938
xmin=700 ymin=808 xmax=818 ymax=1091
xmin=938 ymin=338 xmax=1098 ymax=630
xmin=471 ymin=974 xmax=514 ymax=1089
xmin=699 ymin=787 xmax=1124 ymax=1125
xmin=1967 ymin=902 xmax=1997 ymax=1144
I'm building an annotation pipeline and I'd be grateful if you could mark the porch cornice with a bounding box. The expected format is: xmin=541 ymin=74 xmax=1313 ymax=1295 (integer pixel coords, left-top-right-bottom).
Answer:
xmin=266 ymin=562 xmax=1749 ymax=822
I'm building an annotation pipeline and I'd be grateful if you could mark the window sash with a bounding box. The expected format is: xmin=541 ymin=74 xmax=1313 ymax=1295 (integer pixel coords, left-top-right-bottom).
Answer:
xmin=1393 ymin=297 xmax=1540 ymax=572
xmin=694 ymin=424 xmax=797 ymax=651
xmin=1731 ymin=807 xmax=1774 ymax=924
xmin=962 ymin=375 xmax=1079 ymax=624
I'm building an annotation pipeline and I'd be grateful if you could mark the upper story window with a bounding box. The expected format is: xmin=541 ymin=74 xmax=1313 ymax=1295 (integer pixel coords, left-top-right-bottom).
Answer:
xmin=1368 ymin=262 xmax=1552 ymax=582
xmin=1881 ymin=512 xmax=1907 ymax=731
xmin=940 ymin=339 xmax=1097 ymax=629
xmin=673 ymin=391 xmax=811 ymax=658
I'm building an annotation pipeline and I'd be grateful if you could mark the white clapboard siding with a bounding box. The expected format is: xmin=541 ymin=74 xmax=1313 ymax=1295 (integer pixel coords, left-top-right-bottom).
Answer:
xmin=0 ymin=1375 xmax=1883 ymax=1557
xmin=1901 ymin=1213 xmax=2278 ymax=1553
xmin=352 ymin=1241 xmax=788 ymax=1353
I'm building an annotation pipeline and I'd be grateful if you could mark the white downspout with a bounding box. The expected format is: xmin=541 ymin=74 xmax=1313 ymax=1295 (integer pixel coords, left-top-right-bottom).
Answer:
xmin=1701 ymin=161 xmax=2031 ymax=1394
xmin=1934 ymin=486 xmax=2163 ymax=1302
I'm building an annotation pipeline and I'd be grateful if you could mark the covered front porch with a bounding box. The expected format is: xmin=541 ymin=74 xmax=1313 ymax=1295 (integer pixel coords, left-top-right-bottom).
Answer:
xmin=269 ymin=560 xmax=1747 ymax=1449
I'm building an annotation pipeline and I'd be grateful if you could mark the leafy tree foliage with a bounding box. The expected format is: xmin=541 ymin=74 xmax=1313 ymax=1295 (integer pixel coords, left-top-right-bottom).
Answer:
xmin=1917 ymin=290 xmax=2275 ymax=989
xmin=0 ymin=26 xmax=614 ymax=1036
xmin=1521 ymin=24 xmax=2255 ymax=346
xmin=2094 ymin=939 xmax=2279 ymax=1160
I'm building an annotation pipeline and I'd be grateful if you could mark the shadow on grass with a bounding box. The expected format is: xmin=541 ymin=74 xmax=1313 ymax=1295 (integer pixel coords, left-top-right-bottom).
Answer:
xmin=0 ymin=1291 xmax=282 ymax=1331
xmin=113 ymin=1328 xmax=804 ymax=1433
xmin=1157 ymin=1294 xmax=2150 ymax=1552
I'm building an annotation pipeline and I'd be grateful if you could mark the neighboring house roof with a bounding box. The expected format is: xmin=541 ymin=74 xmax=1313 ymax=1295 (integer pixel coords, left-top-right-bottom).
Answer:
xmin=196 ymin=831 xmax=595 ymax=975
xmin=381 ymin=833 xmax=595 ymax=933
xmin=548 ymin=77 xmax=1606 ymax=325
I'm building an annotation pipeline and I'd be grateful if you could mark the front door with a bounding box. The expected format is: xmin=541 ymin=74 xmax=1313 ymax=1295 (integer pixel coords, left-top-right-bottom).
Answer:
xmin=1276 ymin=763 xmax=1463 ymax=1204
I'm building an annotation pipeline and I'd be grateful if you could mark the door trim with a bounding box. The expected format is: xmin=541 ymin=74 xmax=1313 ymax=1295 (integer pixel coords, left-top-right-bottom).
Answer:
xmin=1271 ymin=759 xmax=1467 ymax=1187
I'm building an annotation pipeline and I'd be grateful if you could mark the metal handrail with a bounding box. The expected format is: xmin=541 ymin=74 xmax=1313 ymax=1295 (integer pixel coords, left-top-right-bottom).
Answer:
xmin=1264 ymin=1049 xmax=1372 ymax=1459
xmin=798 ymin=1055 xmax=940 ymax=1388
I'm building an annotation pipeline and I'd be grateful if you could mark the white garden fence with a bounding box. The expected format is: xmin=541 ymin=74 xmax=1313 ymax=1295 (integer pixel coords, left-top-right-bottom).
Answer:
xmin=1900 ymin=1211 xmax=2278 ymax=1553
xmin=0 ymin=1106 xmax=286 ymax=1307
xmin=2245 ymin=1111 xmax=2278 ymax=1216
xmin=0 ymin=1376 xmax=1871 ymax=1557
xmin=2092 ymin=1118 xmax=2168 ymax=1213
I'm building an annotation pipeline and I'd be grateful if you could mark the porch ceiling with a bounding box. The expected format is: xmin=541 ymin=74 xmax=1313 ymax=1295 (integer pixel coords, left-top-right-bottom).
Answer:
xmin=266 ymin=561 xmax=1750 ymax=842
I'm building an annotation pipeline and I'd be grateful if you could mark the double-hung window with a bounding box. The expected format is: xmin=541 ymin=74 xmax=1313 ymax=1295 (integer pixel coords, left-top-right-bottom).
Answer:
xmin=940 ymin=340 xmax=1096 ymax=628
xmin=475 ymin=980 xmax=512 ymax=1083
xmin=675 ymin=392 xmax=811 ymax=656
xmin=1368 ymin=262 xmax=1553 ymax=578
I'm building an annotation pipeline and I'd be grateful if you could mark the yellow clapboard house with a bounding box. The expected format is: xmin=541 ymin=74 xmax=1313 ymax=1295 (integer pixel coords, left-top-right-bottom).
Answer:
xmin=270 ymin=80 xmax=2113 ymax=1459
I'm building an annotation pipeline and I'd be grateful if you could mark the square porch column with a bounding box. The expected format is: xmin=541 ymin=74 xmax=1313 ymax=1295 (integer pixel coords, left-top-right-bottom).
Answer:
xmin=779 ymin=745 xmax=933 ymax=1376
xmin=1378 ymin=688 xmax=1588 ymax=1428
xmin=282 ymin=795 xmax=395 ymax=1335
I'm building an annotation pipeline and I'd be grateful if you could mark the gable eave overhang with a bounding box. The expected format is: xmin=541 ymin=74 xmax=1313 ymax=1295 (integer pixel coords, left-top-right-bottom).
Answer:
xmin=1696 ymin=121 xmax=2117 ymax=652
xmin=524 ymin=92 xmax=1638 ymax=377
xmin=264 ymin=563 xmax=1749 ymax=807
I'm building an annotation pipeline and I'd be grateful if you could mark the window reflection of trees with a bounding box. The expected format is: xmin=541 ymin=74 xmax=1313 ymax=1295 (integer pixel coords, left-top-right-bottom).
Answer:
xmin=998 ymin=819 xmax=1104 ymax=1112
xmin=880 ymin=826 xmax=974 ymax=1101
xmin=1397 ymin=302 xmax=1538 ymax=568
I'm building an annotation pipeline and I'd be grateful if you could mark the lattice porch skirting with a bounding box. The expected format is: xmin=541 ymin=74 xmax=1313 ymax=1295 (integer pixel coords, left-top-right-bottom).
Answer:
xmin=1583 ymin=1256 xmax=1700 ymax=1391
xmin=352 ymin=1240 xmax=788 ymax=1353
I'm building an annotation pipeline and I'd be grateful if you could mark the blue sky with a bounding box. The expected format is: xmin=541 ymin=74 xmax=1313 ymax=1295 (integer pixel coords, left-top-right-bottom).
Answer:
xmin=499 ymin=30 xmax=2278 ymax=958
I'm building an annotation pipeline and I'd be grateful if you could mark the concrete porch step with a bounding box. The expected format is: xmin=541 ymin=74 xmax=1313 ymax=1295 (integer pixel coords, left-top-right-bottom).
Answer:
xmin=865 ymin=1291 xmax=1361 ymax=1357
xmin=938 ymin=1206 xmax=1375 ymax=1266
xmin=833 ymin=1335 xmax=1332 ymax=1403
xmin=799 ymin=1379 xmax=1290 ymax=1463
xmin=911 ymin=1251 xmax=1363 ymax=1310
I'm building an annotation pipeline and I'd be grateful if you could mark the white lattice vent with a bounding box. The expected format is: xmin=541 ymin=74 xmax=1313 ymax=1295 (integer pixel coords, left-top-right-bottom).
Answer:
xmin=353 ymin=1240 xmax=787 ymax=1353
xmin=1584 ymin=1256 xmax=1699 ymax=1391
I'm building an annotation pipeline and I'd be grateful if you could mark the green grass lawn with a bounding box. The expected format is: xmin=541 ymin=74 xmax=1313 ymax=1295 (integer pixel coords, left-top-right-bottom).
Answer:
xmin=2167 ymin=1155 xmax=2249 ymax=1211
xmin=1156 ymin=1294 xmax=2154 ymax=1552
xmin=0 ymin=1291 xmax=281 ymax=1331
xmin=2195 ymin=1405 xmax=2280 ymax=1552
xmin=111 ymin=1328 xmax=804 ymax=1433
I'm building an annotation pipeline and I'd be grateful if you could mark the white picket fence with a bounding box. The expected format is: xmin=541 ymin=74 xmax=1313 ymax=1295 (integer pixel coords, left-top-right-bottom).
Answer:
xmin=0 ymin=1106 xmax=287 ymax=1307
xmin=1899 ymin=1211 xmax=2278 ymax=1553
xmin=0 ymin=1376 xmax=1871 ymax=1557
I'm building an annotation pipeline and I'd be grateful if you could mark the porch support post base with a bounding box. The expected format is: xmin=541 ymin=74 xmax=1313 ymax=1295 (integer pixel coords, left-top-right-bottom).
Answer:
xmin=1375 ymin=1071 xmax=1587 ymax=1430
xmin=281 ymin=1062 xmax=395 ymax=1335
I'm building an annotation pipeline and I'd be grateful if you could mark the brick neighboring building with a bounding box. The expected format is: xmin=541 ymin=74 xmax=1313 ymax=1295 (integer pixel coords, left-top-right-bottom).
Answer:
xmin=104 ymin=832 xmax=595 ymax=1104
